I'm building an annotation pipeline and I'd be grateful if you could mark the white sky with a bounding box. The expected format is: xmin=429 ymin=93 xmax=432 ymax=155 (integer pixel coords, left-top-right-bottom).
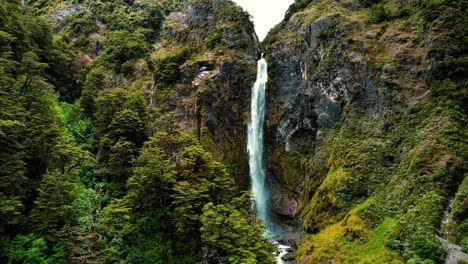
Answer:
xmin=231 ymin=0 xmax=295 ymax=41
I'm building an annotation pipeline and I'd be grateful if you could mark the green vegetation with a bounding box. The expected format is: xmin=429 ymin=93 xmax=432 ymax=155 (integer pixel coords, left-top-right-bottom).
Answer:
xmin=201 ymin=198 xmax=276 ymax=263
xmin=293 ymin=200 xmax=402 ymax=263
xmin=7 ymin=234 xmax=67 ymax=264
xmin=266 ymin=0 xmax=467 ymax=263
xmin=0 ymin=0 xmax=269 ymax=262
xmin=451 ymin=177 xmax=468 ymax=252
xmin=1 ymin=0 xmax=466 ymax=262
xmin=387 ymin=192 xmax=447 ymax=263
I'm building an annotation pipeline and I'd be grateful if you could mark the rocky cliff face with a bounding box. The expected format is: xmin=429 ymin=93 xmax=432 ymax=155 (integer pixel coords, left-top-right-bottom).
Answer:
xmin=264 ymin=0 xmax=466 ymax=262
xmin=160 ymin=0 xmax=260 ymax=185
xmin=264 ymin=2 xmax=394 ymax=219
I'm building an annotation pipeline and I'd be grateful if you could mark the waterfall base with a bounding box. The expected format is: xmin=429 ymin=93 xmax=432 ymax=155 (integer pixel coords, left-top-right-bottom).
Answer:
xmin=273 ymin=242 xmax=292 ymax=264
xmin=266 ymin=216 xmax=303 ymax=263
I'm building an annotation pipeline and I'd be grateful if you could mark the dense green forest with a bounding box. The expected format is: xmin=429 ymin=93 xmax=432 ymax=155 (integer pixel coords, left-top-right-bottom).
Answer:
xmin=0 ymin=0 xmax=467 ymax=263
xmin=0 ymin=0 xmax=273 ymax=263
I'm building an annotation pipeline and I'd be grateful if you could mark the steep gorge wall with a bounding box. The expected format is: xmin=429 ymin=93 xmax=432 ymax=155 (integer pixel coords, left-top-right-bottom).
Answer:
xmin=264 ymin=0 xmax=466 ymax=262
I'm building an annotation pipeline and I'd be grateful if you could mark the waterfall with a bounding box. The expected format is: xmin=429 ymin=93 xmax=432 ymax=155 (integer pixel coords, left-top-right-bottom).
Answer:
xmin=148 ymin=82 xmax=155 ymax=107
xmin=247 ymin=55 xmax=270 ymax=228
xmin=248 ymin=56 xmax=292 ymax=263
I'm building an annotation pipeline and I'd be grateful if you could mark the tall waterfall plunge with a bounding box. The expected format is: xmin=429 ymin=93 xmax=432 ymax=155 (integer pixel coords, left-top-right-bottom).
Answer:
xmin=247 ymin=56 xmax=271 ymax=228
xmin=248 ymin=56 xmax=292 ymax=263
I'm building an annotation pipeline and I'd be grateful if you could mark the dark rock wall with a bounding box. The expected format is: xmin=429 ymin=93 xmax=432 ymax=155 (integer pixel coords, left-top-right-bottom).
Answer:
xmin=162 ymin=0 xmax=260 ymax=186
xmin=263 ymin=0 xmax=466 ymax=226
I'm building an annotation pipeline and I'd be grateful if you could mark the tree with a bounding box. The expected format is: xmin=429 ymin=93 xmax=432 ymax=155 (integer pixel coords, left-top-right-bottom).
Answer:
xmin=80 ymin=67 xmax=108 ymax=117
xmin=105 ymin=138 xmax=137 ymax=190
xmin=16 ymin=52 xmax=48 ymax=96
xmin=30 ymin=170 xmax=79 ymax=241
xmin=15 ymin=51 xmax=63 ymax=182
xmin=98 ymin=131 xmax=243 ymax=262
xmin=94 ymin=88 xmax=129 ymax=137
xmin=200 ymin=194 xmax=275 ymax=264
xmin=0 ymin=84 xmax=27 ymax=233
xmin=0 ymin=1 xmax=71 ymax=257
xmin=126 ymin=138 xmax=175 ymax=211
xmin=109 ymin=109 xmax=147 ymax=146
xmin=7 ymin=234 xmax=67 ymax=264
xmin=98 ymin=30 xmax=148 ymax=75
xmin=98 ymin=198 xmax=132 ymax=263
xmin=44 ymin=36 xmax=78 ymax=102
xmin=94 ymin=88 xmax=148 ymax=143
xmin=94 ymin=88 xmax=149 ymax=190
xmin=168 ymin=134 xmax=236 ymax=235
xmin=66 ymin=185 xmax=105 ymax=263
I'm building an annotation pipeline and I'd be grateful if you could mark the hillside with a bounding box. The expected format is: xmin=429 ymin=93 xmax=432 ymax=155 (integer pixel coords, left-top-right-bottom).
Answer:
xmin=263 ymin=0 xmax=467 ymax=263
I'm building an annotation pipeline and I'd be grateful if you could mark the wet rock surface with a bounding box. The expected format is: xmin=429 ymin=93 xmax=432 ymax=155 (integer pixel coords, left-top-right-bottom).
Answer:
xmin=270 ymin=179 xmax=299 ymax=217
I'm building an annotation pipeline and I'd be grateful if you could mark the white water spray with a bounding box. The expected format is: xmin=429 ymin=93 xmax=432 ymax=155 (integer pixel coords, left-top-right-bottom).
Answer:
xmin=247 ymin=55 xmax=270 ymax=226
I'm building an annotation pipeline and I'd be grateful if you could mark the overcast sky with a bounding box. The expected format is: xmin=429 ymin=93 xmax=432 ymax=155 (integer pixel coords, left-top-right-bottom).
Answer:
xmin=231 ymin=0 xmax=294 ymax=41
